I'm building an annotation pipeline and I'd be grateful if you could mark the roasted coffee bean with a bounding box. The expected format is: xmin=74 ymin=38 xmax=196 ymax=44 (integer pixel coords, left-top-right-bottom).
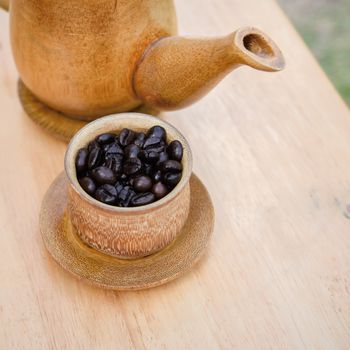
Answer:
xmin=75 ymin=148 xmax=88 ymax=174
xmin=161 ymin=160 xmax=182 ymax=173
xmin=143 ymin=136 xmax=162 ymax=150
xmin=147 ymin=125 xmax=166 ymax=140
xmin=163 ymin=172 xmax=182 ymax=187
xmin=124 ymin=144 xmax=140 ymax=158
xmin=151 ymin=170 xmax=161 ymax=183
xmin=157 ymin=151 xmax=169 ymax=167
xmin=103 ymin=157 xmax=113 ymax=168
xmin=142 ymin=163 xmax=153 ymax=176
xmin=103 ymin=142 xmax=123 ymax=156
xmin=88 ymin=140 xmax=99 ymax=152
xmin=152 ymin=182 xmax=168 ymax=199
xmin=133 ymin=175 xmax=152 ymax=193
xmin=79 ymin=176 xmax=96 ymax=195
xmin=123 ymin=157 xmax=142 ymax=175
xmin=118 ymin=186 xmax=131 ymax=200
xmin=115 ymin=181 xmax=124 ymax=195
xmin=140 ymin=150 xmax=159 ymax=164
xmin=96 ymin=133 xmax=115 ymax=145
xmin=91 ymin=166 xmax=117 ymax=184
xmin=88 ymin=147 xmax=102 ymax=169
xmin=119 ymin=128 xmax=135 ymax=147
xmin=95 ymin=184 xmax=117 ymax=205
xmin=167 ymin=140 xmax=183 ymax=161
xmin=146 ymin=151 xmax=159 ymax=164
xmin=117 ymin=186 xmax=135 ymax=207
xmin=145 ymin=143 xmax=165 ymax=154
xmin=133 ymin=132 xmax=146 ymax=148
xmin=131 ymin=192 xmax=156 ymax=207
xmin=148 ymin=151 xmax=160 ymax=163
xmin=112 ymin=159 xmax=123 ymax=174
xmin=105 ymin=152 xmax=123 ymax=162
xmin=104 ymin=156 xmax=123 ymax=174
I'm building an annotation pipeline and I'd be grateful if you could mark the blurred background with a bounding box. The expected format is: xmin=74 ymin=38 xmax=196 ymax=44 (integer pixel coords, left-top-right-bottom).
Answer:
xmin=278 ymin=0 xmax=350 ymax=106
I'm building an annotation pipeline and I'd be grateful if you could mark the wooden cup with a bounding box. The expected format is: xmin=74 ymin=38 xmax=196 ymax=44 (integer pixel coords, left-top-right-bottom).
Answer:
xmin=64 ymin=113 xmax=192 ymax=259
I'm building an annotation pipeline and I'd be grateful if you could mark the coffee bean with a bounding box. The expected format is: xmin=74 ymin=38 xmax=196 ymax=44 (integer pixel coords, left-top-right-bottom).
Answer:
xmin=91 ymin=166 xmax=117 ymax=184
xmin=124 ymin=144 xmax=140 ymax=158
xmin=88 ymin=140 xmax=99 ymax=152
xmin=79 ymin=176 xmax=96 ymax=195
xmin=147 ymin=125 xmax=166 ymax=140
xmin=163 ymin=172 xmax=182 ymax=187
xmin=123 ymin=157 xmax=142 ymax=175
xmin=143 ymin=136 xmax=162 ymax=150
xmin=148 ymin=152 xmax=160 ymax=164
xmin=112 ymin=160 xmax=123 ymax=174
xmin=133 ymin=132 xmax=146 ymax=148
xmin=104 ymin=156 xmax=123 ymax=174
xmin=95 ymin=184 xmax=117 ymax=205
xmin=117 ymin=186 xmax=136 ymax=207
xmin=96 ymin=133 xmax=115 ymax=145
xmin=151 ymin=170 xmax=162 ymax=183
xmin=145 ymin=143 xmax=165 ymax=154
xmin=88 ymin=147 xmax=102 ymax=169
xmin=131 ymin=192 xmax=156 ymax=207
xmin=115 ymin=182 xmax=124 ymax=194
xmin=161 ymin=160 xmax=182 ymax=173
xmin=140 ymin=150 xmax=159 ymax=164
xmin=75 ymin=148 xmax=88 ymax=174
xmin=146 ymin=151 xmax=159 ymax=164
xmin=133 ymin=175 xmax=152 ymax=193
xmin=152 ymin=182 xmax=168 ymax=199
xmin=157 ymin=151 xmax=169 ymax=167
xmin=119 ymin=128 xmax=135 ymax=147
xmin=103 ymin=142 xmax=123 ymax=157
xmin=143 ymin=163 xmax=153 ymax=176
xmin=103 ymin=158 xmax=113 ymax=168
xmin=167 ymin=140 xmax=183 ymax=161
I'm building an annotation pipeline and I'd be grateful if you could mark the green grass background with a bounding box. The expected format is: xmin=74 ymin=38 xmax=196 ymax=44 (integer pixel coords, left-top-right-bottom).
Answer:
xmin=278 ymin=0 xmax=350 ymax=106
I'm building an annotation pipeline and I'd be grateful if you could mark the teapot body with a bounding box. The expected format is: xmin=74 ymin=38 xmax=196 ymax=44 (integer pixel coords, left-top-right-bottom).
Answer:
xmin=10 ymin=0 xmax=177 ymax=120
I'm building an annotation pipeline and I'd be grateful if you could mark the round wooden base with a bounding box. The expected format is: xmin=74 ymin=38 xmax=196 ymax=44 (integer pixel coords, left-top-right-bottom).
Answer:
xmin=18 ymin=80 xmax=159 ymax=142
xmin=40 ymin=172 xmax=214 ymax=290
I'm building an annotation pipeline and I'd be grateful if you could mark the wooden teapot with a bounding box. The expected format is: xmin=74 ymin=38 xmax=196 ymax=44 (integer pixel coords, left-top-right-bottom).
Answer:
xmin=3 ymin=0 xmax=284 ymax=121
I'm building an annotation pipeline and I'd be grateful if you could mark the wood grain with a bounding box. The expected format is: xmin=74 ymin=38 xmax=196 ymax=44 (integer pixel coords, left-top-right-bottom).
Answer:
xmin=1 ymin=0 xmax=350 ymax=349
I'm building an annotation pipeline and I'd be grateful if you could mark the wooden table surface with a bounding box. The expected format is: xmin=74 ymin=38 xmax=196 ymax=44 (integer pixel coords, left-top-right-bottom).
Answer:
xmin=1 ymin=1 xmax=350 ymax=349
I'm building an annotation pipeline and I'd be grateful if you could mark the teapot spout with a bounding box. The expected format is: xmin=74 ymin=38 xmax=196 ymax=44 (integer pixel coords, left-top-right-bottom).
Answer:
xmin=133 ymin=27 xmax=285 ymax=110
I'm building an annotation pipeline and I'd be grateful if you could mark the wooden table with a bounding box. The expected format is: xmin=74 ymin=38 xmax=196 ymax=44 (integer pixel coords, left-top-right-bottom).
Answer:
xmin=1 ymin=1 xmax=350 ymax=349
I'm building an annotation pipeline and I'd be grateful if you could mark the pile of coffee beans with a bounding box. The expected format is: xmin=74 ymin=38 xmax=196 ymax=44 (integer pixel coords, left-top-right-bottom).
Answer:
xmin=75 ymin=125 xmax=184 ymax=207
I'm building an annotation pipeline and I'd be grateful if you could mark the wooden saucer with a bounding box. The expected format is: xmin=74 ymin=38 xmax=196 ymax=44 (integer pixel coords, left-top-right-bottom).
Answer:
xmin=40 ymin=172 xmax=214 ymax=290
xmin=18 ymin=80 xmax=159 ymax=142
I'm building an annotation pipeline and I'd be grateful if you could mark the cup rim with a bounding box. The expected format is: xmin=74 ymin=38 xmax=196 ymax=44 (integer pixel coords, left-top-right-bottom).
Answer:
xmin=64 ymin=113 xmax=193 ymax=213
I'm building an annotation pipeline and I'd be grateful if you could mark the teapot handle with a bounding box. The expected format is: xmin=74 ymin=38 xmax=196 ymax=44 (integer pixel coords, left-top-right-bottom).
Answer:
xmin=0 ymin=0 xmax=9 ymax=11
